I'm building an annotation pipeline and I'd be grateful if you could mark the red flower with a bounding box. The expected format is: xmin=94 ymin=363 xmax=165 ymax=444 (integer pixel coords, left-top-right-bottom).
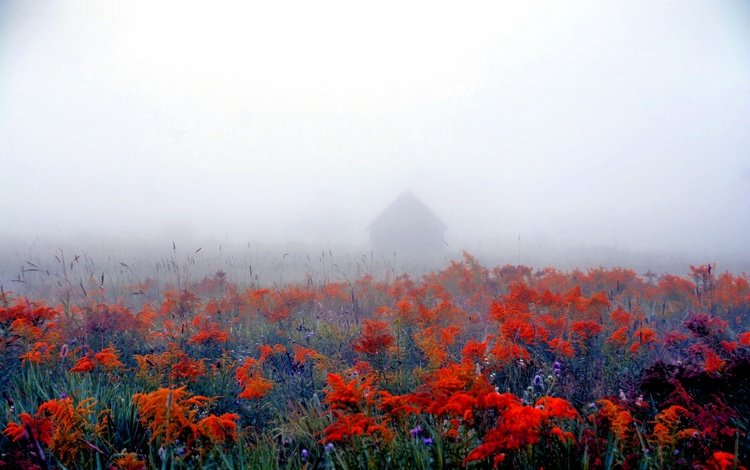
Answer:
xmin=571 ymin=321 xmax=604 ymax=341
xmin=704 ymin=349 xmax=726 ymax=373
xmin=462 ymin=339 xmax=488 ymax=363
xmin=353 ymin=320 xmax=394 ymax=355
xmin=547 ymin=337 xmax=575 ymax=358
xmin=321 ymin=412 xmax=392 ymax=444
xmin=535 ymin=396 xmax=578 ymax=420
xmin=707 ymin=451 xmax=741 ymax=470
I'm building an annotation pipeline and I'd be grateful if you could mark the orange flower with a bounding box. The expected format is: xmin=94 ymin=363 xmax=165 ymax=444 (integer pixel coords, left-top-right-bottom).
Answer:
xmin=293 ymin=345 xmax=323 ymax=365
xmin=414 ymin=326 xmax=450 ymax=368
xmin=132 ymin=386 xmax=210 ymax=447
xmin=3 ymin=412 xmax=52 ymax=446
xmin=113 ymin=452 xmax=146 ymax=470
xmin=651 ymin=405 xmax=691 ymax=447
xmin=196 ymin=413 xmax=240 ymax=443
xmin=10 ymin=318 xmax=42 ymax=339
xmin=238 ymin=375 xmax=274 ymax=400
xmin=93 ymin=345 xmax=124 ymax=369
xmin=188 ymin=315 xmax=229 ymax=344
xmin=20 ymin=341 xmax=55 ymax=364
xmin=70 ymin=345 xmax=124 ymax=372
xmin=36 ymin=397 xmax=97 ymax=464
xmin=70 ymin=355 xmax=96 ymax=373
xmin=170 ymin=355 xmax=206 ymax=382
xmin=159 ymin=289 xmax=201 ymax=317
xmin=4 ymin=397 xmax=97 ymax=466
xmin=258 ymin=343 xmax=286 ymax=362
xmin=676 ymin=427 xmax=700 ymax=440
xmin=189 ymin=329 xmax=229 ymax=344
xmin=236 ymin=358 xmax=274 ymax=400
xmin=595 ymin=399 xmax=633 ymax=441
xmin=324 ymin=373 xmax=373 ymax=411
xmin=130 ymin=392 xmax=233 ymax=453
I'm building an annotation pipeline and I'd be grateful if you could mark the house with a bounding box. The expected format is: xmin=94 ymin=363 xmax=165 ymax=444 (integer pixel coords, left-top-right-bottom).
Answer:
xmin=368 ymin=191 xmax=447 ymax=257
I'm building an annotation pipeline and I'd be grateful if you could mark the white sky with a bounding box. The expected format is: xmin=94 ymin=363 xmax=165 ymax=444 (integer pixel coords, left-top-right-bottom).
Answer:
xmin=1 ymin=0 xmax=749 ymax=253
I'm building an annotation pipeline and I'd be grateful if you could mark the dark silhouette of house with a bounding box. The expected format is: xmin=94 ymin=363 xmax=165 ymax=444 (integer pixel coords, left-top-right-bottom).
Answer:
xmin=368 ymin=191 xmax=446 ymax=257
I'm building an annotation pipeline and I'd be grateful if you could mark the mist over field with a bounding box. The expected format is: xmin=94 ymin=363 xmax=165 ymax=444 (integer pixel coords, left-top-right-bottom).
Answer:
xmin=4 ymin=5 xmax=750 ymax=469
xmin=2 ymin=0 xmax=749 ymax=283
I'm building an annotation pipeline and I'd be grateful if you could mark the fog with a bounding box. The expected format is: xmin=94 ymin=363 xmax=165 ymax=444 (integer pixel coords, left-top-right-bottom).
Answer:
xmin=2 ymin=1 xmax=749 ymax=279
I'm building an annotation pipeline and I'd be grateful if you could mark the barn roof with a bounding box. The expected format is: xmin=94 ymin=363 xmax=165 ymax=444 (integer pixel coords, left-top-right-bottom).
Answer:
xmin=368 ymin=191 xmax=447 ymax=232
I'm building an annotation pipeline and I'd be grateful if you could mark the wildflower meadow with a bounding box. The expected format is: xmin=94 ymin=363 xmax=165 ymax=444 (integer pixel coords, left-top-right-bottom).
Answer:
xmin=1 ymin=253 xmax=748 ymax=469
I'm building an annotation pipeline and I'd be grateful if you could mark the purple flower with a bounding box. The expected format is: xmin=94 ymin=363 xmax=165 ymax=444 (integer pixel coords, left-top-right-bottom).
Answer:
xmin=301 ymin=448 xmax=309 ymax=460
xmin=422 ymin=437 xmax=433 ymax=445
xmin=409 ymin=425 xmax=423 ymax=437
xmin=324 ymin=443 xmax=335 ymax=453
xmin=533 ymin=374 xmax=544 ymax=388
xmin=553 ymin=361 xmax=561 ymax=375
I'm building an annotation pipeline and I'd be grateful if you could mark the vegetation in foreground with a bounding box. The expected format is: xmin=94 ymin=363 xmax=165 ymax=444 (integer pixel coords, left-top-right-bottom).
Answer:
xmin=1 ymin=253 xmax=748 ymax=469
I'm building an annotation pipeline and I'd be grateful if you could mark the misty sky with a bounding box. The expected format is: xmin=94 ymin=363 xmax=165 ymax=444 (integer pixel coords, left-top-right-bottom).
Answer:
xmin=1 ymin=1 xmax=749 ymax=253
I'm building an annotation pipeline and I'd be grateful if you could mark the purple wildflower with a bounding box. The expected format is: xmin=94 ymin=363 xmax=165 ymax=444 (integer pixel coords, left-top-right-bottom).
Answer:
xmin=533 ymin=374 xmax=544 ymax=388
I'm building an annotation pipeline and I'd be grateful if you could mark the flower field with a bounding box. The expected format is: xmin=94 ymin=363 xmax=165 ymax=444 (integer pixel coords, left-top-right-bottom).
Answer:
xmin=1 ymin=253 xmax=748 ymax=469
